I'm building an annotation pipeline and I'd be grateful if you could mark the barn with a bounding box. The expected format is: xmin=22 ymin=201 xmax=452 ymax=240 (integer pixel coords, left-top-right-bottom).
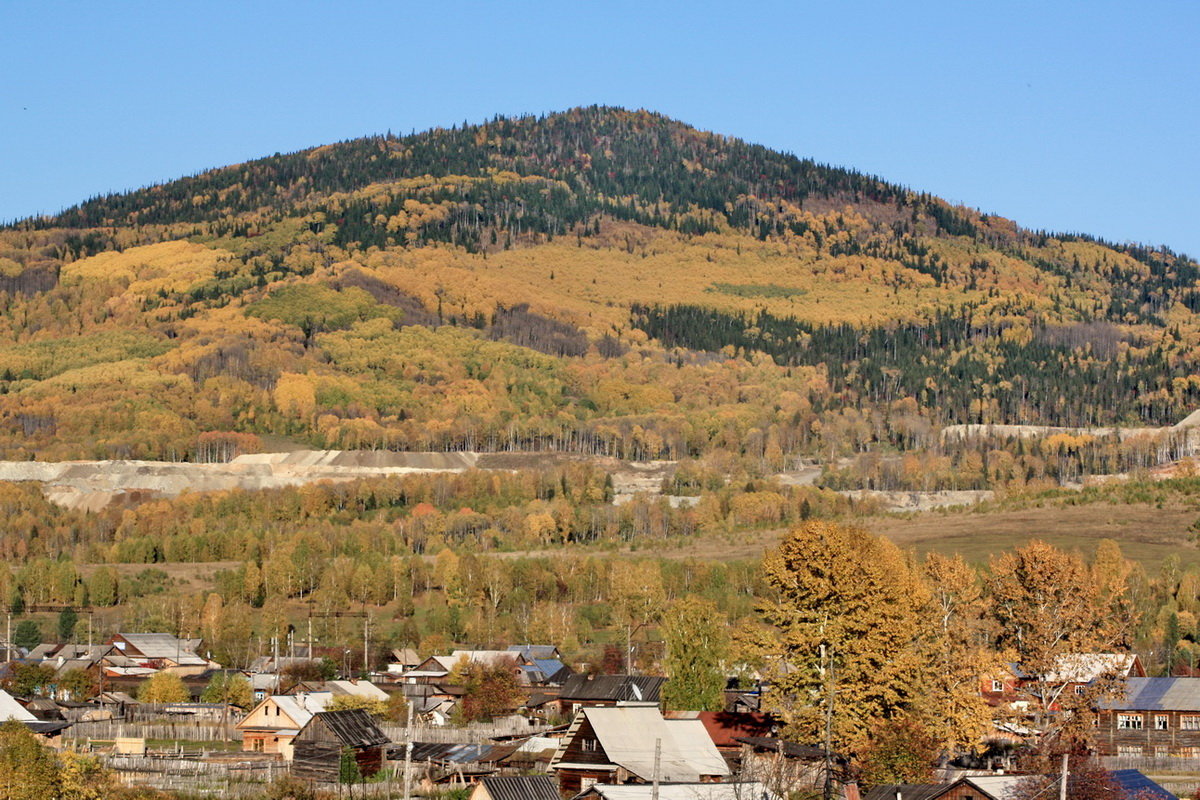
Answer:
xmin=290 ymin=709 xmax=390 ymax=782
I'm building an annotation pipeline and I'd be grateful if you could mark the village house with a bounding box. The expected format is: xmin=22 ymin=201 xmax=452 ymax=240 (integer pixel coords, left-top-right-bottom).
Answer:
xmin=236 ymin=692 xmax=332 ymax=759
xmin=862 ymin=770 xmax=1176 ymax=800
xmin=109 ymin=633 xmax=215 ymax=676
xmin=576 ymin=782 xmax=780 ymax=800
xmin=1095 ymin=676 xmax=1200 ymax=758
xmin=983 ymin=653 xmax=1145 ymax=714
xmin=290 ymin=708 xmax=390 ymax=782
xmin=553 ymin=674 xmax=666 ymax=717
xmin=0 ymin=689 xmax=71 ymax=740
xmin=551 ymin=706 xmax=729 ymax=794
xmin=664 ymin=711 xmax=776 ymax=770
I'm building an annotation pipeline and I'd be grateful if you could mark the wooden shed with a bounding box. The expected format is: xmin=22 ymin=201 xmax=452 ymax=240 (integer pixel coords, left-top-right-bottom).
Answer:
xmin=290 ymin=709 xmax=390 ymax=782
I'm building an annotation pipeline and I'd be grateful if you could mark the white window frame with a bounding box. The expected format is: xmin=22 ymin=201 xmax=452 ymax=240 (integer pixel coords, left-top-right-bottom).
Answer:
xmin=1182 ymin=715 xmax=1200 ymax=731
xmin=1117 ymin=713 xmax=1144 ymax=730
xmin=991 ymin=680 xmax=1004 ymax=692
xmin=1155 ymin=715 xmax=1169 ymax=731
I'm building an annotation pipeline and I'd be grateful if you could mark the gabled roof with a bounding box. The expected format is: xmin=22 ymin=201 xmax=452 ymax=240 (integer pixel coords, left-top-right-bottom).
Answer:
xmin=577 ymin=782 xmax=778 ymax=800
xmin=0 ymin=690 xmax=37 ymax=722
xmin=237 ymin=692 xmax=331 ymax=732
xmin=559 ymin=674 xmax=665 ymax=703
xmin=1041 ymin=653 xmax=1141 ymax=683
xmin=555 ymin=706 xmax=728 ymax=782
xmin=112 ymin=633 xmax=207 ymax=666
xmin=1109 ymin=769 xmax=1178 ymax=800
xmin=481 ymin=775 xmax=560 ymax=800
xmin=687 ymin=711 xmax=775 ymax=749
xmin=508 ymin=644 xmax=561 ymax=660
xmin=862 ymin=785 xmax=947 ymax=800
xmin=1100 ymin=677 xmax=1200 ymax=711
xmin=958 ymin=776 xmax=1029 ymax=799
xmin=309 ymin=708 xmax=389 ymax=748
xmin=325 ymin=680 xmax=390 ymax=701
xmin=733 ymin=736 xmax=832 ymax=761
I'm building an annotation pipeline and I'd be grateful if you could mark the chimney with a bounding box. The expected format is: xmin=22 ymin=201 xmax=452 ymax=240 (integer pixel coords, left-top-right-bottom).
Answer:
xmin=841 ymin=782 xmax=861 ymax=800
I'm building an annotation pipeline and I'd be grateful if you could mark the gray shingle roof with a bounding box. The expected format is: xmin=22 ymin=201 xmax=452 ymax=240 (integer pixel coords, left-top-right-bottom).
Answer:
xmin=1100 ymin=678 xmax=1200 ymax=711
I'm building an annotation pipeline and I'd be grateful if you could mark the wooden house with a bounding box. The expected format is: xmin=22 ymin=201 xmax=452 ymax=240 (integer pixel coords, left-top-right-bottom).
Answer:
xmin=553 ymin=675 xmax=666 ymax=717
xmin=108 ymin=633 xmax=213 ymax=676
xmin=863 ymin=771 xmax=1176 ymax=800
xmin=551 ymin=706 xmax=728 ymax=794
xmin=575 ymin=782 xmax=780 ymax=800
xmin=236 ymin=693 xmax=331 ymax=759
xmin=1095 ymin=677 xmax=1200 ymax=757
xmin=291 ymin=708 xmax=390 ymax=782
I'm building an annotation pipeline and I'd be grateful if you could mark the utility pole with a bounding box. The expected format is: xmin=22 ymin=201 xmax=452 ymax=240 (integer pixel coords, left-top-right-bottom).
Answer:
xmin=272 ymin=635 xmax=280 ymax=694
xmin=1059 ymin=753 xmax=1068 ymax=800
xmin=363 ymin=614 xmax=369 ymax=678
xmin=403 ymin=700 xmax=414 ymax=800
xmin=652 ymin=738 xmax=661 ymax=800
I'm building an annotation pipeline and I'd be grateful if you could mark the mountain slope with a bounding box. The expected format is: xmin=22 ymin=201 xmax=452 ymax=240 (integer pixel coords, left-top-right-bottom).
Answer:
xmin=0 ymin=106 xmax=1197 ymax=489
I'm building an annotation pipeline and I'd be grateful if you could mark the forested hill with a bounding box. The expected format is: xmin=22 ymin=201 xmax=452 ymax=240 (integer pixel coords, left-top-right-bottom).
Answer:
xmin=1 ymin=106 xmax=1198 ymax=488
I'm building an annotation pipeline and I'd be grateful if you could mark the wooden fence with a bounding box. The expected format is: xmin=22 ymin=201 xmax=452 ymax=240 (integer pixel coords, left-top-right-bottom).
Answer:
xmin=69 ymin=719 xmax=239 ymax=742
xmin=382 ymin=719 xmax=549 ymax=743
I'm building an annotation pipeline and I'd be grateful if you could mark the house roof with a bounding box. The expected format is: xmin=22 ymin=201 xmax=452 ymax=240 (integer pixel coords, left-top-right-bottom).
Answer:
xmin=481 ymin=775 xmax=560 ymax=800
xmin=559 ymin=675 xmax=665 ymax=703
xmin=1100 ymin=677 xmax=1200 ymax=711
xmin=733 ymin=736 xmax=833 ymax=761
xmin=310 ymin=708 xmax=389 ymax=748
xmin=958 ymin=776 xmax=1030 ymax=799
xmin=576 ymin=782 xmax=778 ymax=800
xmin=508 ymin=645 xmax=561 ymax=660
xmin=1109 ymin=769 xmax=1178 ymax=800
xmin=690 ymin=712 xmax=775 ymax=749
xmin=113 ymin=633 xmax=207 ymax=666
xmin=0 ymin=690 xmax=37 ymax=722
xmin=392 ymin=648 xmax=421 ymax=665
xmin=556 ymin=707 xmax=729 ymax=782
xmin=1042 ymin=653 xmax=1140 ymax=683
xmin=325 ymin=680 xmax=390 ymax=701
xmin=238 ymin=692 xmax=331 ymax=732
xmin=862 ymin=785 xmax=948 ymax=800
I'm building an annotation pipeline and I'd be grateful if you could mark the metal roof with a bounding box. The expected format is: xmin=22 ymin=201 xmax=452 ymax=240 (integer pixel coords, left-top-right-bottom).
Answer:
xmin=559 ymin=675 xmax=665 ymax=703
xmin=311 ymin=709 xmax=389 ymax=748
xmin=1100 ymin=677 xmax=1200 ymax=711
xmin=113 ymin=633 xmax=206 ymax=665
xmin=578 ymin=782 xmax=778 ymax=800
xmin=481 ymin=775 xmax=560 ymax=800
xmin=557 ymin=707 xmax=728 ymax=782
xmin=1109 ymin=769 xmax=1178 ymax=800
xmin=862 ymin=785 xmax=948 ymax=800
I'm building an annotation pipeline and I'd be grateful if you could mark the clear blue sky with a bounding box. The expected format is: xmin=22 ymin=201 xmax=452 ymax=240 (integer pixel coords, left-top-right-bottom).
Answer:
xmin=2 ymin=1 xmax=1197 ymax=254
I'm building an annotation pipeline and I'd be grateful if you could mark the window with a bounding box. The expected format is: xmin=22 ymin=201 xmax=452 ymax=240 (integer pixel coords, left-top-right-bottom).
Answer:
xmin=1155 ymin=715 xmax=1169 ymax=731
xmin=581 ymin=738 xmax=599 ymax=753
xmin=1074 ymin=685 xmax=1086 ymax=695
xmin=1155 ymin=746 xmax=1169 ymax=758
xmin=1118 ymin=714 xmax=1144 ymax=730
xmin=1181 ymin=747 xmax=1200 ymax=758
xmin=991 ymin=680 xmax=1004 ymax=693
xmin=1182 ymin=716 xmax=1200 ymax=731
xmin=1118 ymin=745 xmax=1144 ymax=757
